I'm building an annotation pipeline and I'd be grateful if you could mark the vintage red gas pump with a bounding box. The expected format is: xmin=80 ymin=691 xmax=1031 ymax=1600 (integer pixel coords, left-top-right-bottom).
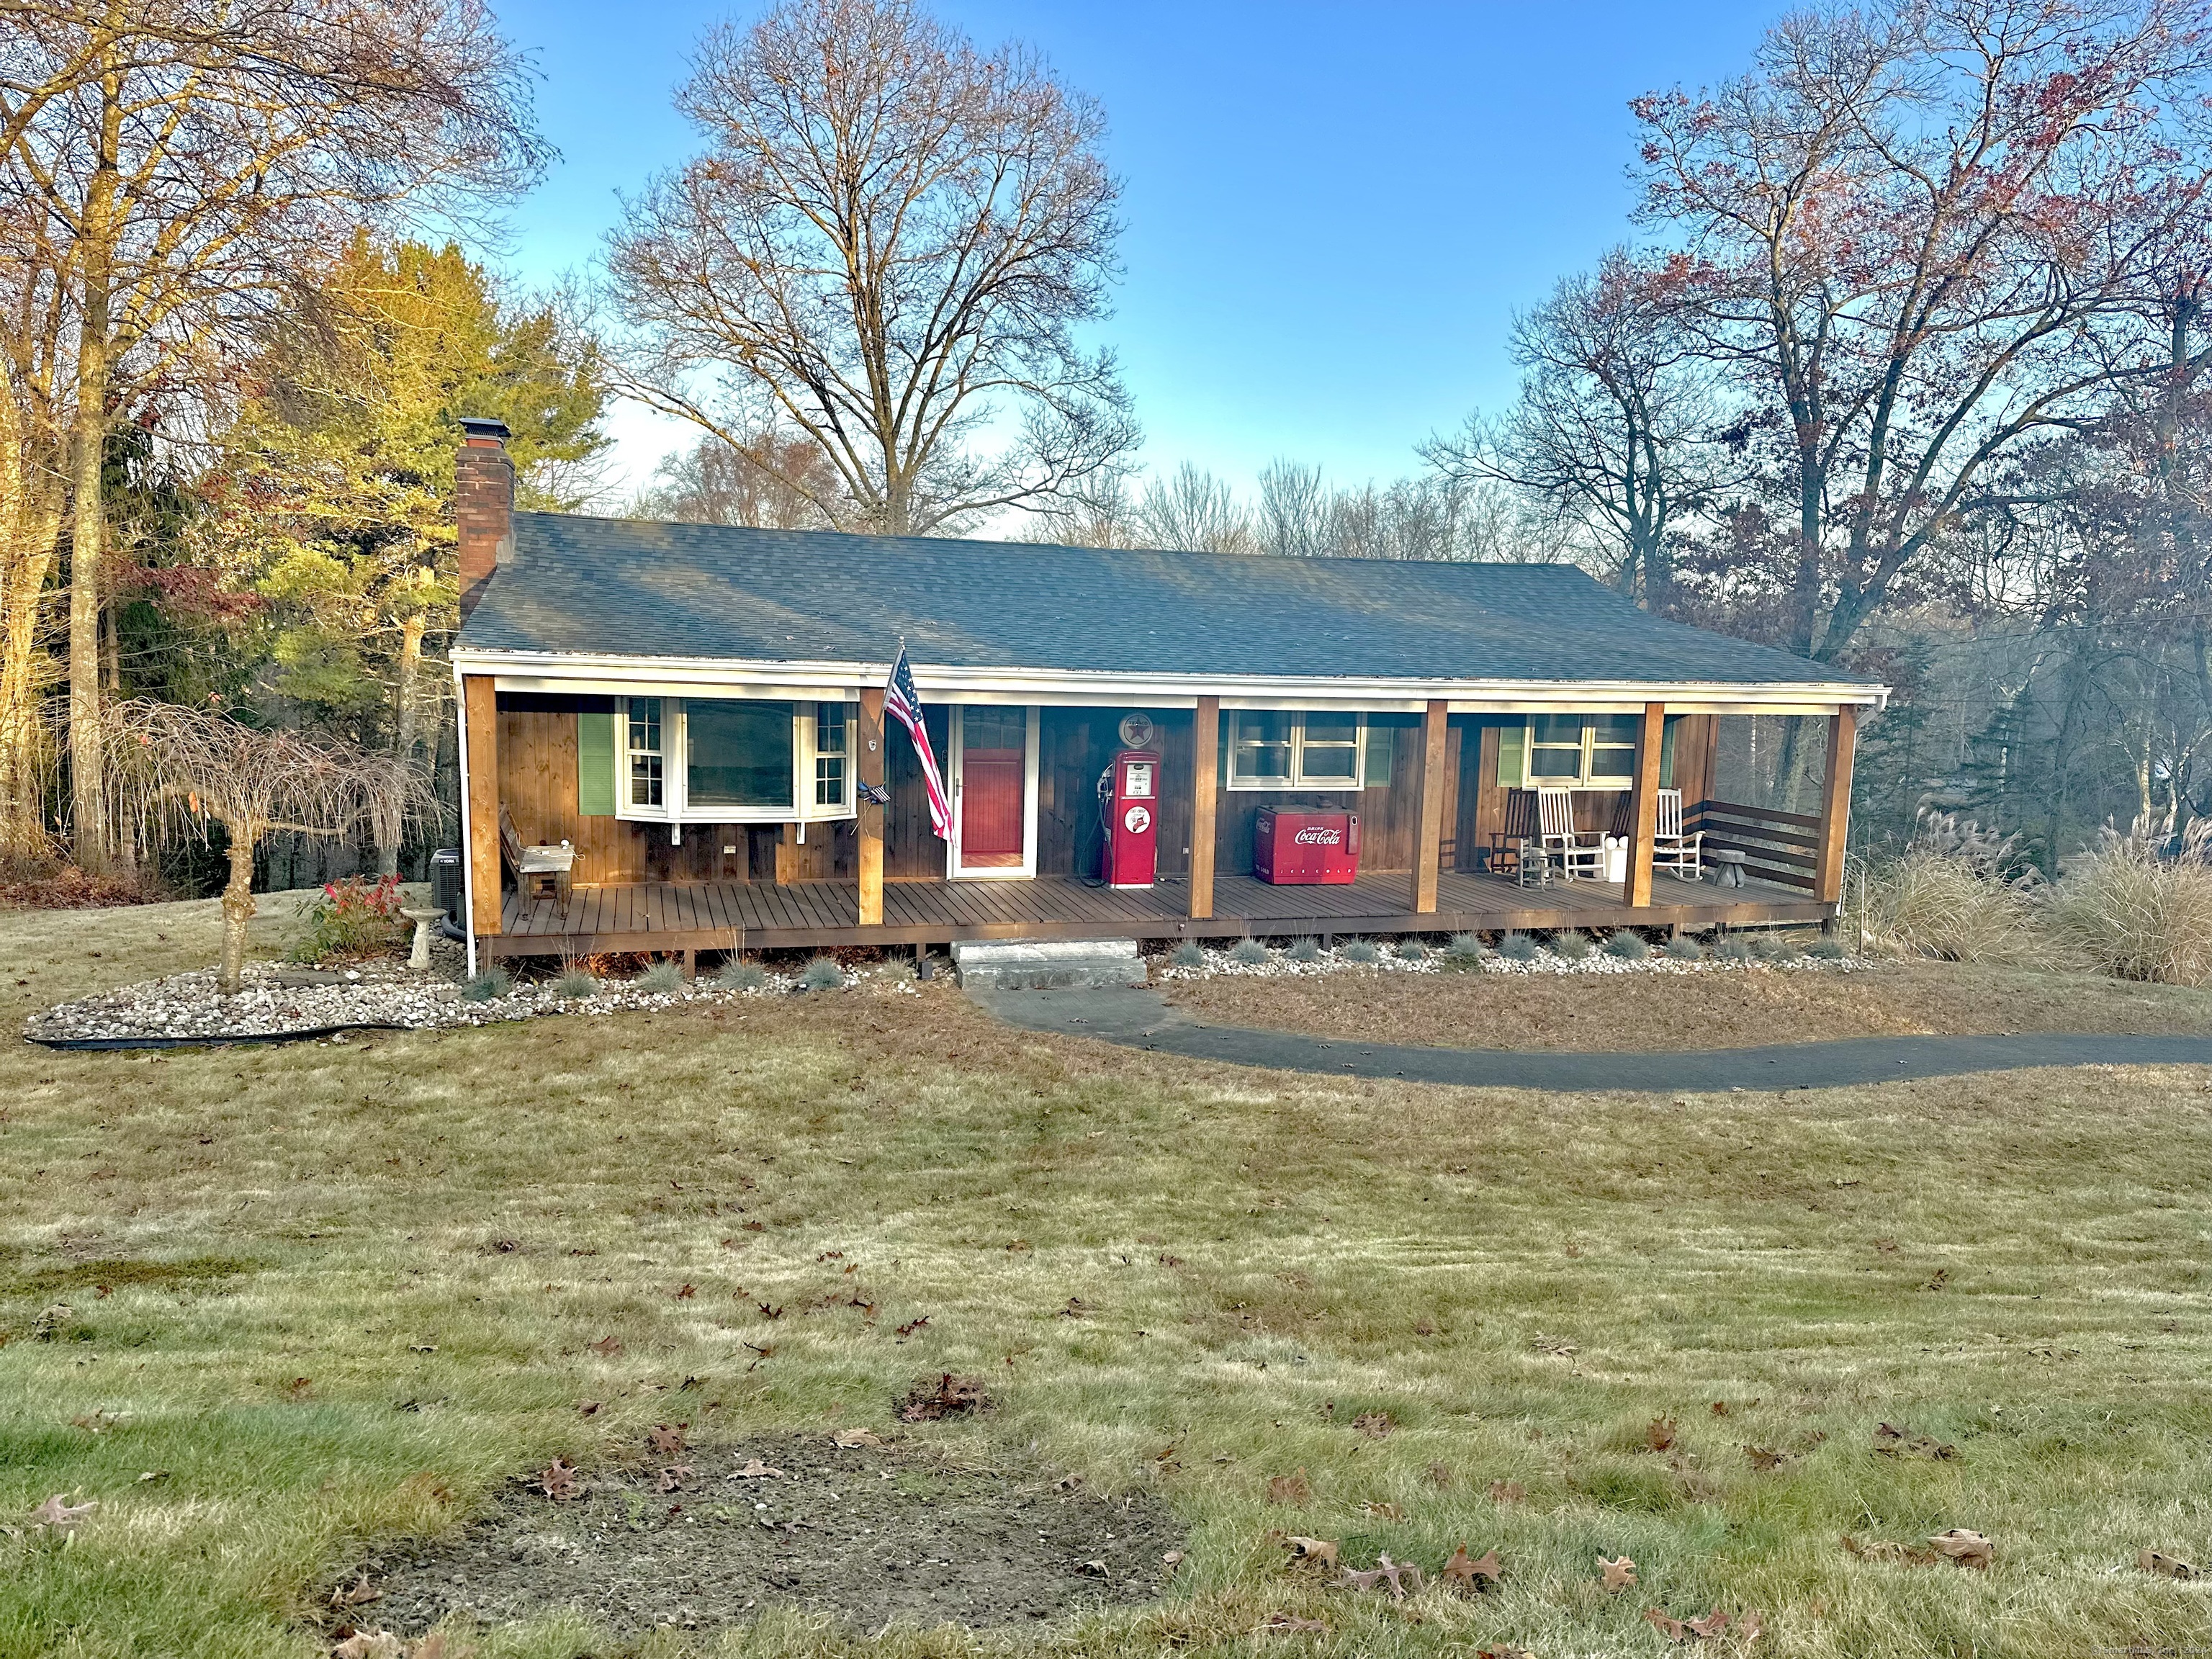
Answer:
xmin=1103 ymin=747 xmax=1160 ymax=889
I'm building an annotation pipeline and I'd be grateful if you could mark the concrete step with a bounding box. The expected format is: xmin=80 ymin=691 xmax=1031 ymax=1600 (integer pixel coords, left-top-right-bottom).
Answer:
xmin=950 ymin=938 xmax=1149 ymax=992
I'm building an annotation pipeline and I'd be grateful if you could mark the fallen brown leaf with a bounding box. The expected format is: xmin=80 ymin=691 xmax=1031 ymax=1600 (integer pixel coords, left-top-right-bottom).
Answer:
xmin=1601 ymin=1555 xmax=1637 ymax=1592
xmin=1709 ymin=1400 xmax=1730 ymax=1416
xmin=832 ymin=1428 xmax=881 ymax=1448
xmin=1928 ymin=1529 xmax=1993 ymax=1570
xmin=536 ymin=1458 xmax=580 ymax=1501
xmin=2140 ymin=1547 xmax=2199 ymax=1579
xmin=1338 ymin=1551 xmax=1423 ymax=1599
xmin=577 ymin=1400 xmax=601 ymax=1417
xmin=28 ymin=1493 xmax=96 ymax=1530
xmin=1488 ymin=1479 xmax=1526 ymax=1505
xmin=1426 ymin=1460 xmax=1454 ymax=1487
xmin=331 ymin=1633 xmax=403 ymax=1659
xmin=1282 ymin=1534 xmax=1339 ymax=1570
xmin=1841 ymin=1532 xmax=1939 ymax=1567
xmin=1360 ymin=1499 xmax=1403 ymax=1521
xmin=897 ymin=1372 xmax=989 ymax=1421
xmin=586 ymin=1335 xmax=622 ymax=1358
xmin=1351 ymin=1411 xmax=1395 ymax=1439
xmin=730 ymin=1457 xmax=783 ymax=1479
xmin=656 ymin=1464 xmax=692 ymax=1493
xmin=1872 ymin=1422 xmax=1956 ymax=1460
xmin=1440 ymin=1544 xmax=1502 ymax=1593
xmin=1477 ymin=1647 xmax=1533 ymax=1659
xmin=1267 ymin=1468 xmax=1313 ymax=1506
xmin=1645 ymin=1416 xmax=1678 ymax=1452
xmin=647 ymin=1423 xmax=686 ymax=1455
xmin=1645 ymin=1606 xmax=1736 ymax=1642
xmin=1744 ymin=1444 xmax=1788 ymax=1473
xmin=329 ymin=1573 xmax=382 ymax=1609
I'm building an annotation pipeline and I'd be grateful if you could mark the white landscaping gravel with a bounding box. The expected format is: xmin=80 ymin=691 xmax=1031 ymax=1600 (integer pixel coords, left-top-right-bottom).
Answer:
xmin=1149 ymin=938 xmax=1870 ymax=981
xmin=22 ymin=946 xmax=898 ymax=1046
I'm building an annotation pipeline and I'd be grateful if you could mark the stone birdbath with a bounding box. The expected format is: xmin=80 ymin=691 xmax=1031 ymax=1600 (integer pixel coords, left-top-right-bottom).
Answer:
xmin=400 ymin=906 xmax=446 ymax=972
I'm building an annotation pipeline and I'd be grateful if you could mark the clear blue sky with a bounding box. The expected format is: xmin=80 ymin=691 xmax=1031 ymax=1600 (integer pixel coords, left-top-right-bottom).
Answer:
xmin=496 ymin=0 xmax=1784 ymax=500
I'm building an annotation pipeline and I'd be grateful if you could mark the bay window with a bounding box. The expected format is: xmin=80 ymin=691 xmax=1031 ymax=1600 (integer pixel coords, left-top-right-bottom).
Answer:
xmin=613 ymin=697 xmax=855 ymax=823
xmin=1226 ymin=711 xmax=1391 ymax=790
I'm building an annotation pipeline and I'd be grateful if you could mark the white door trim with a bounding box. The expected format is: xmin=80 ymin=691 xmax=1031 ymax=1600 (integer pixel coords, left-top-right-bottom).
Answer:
xmin=947 ymin=705 xmax=1039 ymax=881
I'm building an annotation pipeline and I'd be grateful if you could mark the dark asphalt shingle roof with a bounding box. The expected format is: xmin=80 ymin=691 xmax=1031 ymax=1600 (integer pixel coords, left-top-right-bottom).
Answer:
xmin=457 ymin=513 xmax=1870 ymax=688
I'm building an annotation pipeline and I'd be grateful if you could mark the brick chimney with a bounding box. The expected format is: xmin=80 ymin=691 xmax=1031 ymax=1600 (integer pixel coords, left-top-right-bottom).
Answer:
xmin=455 ymin=415 xmax=514 ymax=621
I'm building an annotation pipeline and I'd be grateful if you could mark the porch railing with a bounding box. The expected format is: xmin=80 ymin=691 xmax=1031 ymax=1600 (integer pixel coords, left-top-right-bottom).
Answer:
xmin=1690 ymin=799 xmax=1822 ymax=894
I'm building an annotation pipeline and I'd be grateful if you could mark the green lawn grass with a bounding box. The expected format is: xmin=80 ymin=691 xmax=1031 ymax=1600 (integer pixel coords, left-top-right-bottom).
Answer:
xmin=1 ymin=898 xmax=2210 ymax=1657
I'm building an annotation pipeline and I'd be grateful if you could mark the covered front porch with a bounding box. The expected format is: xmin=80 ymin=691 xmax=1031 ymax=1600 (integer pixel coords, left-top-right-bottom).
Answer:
xmin=485 ymin=866 xmax=1829 ymax=960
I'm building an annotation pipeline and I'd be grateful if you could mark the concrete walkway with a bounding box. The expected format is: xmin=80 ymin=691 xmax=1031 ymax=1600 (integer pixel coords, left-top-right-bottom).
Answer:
xmin=970 ymin=986 xmax=2212 ymax=1092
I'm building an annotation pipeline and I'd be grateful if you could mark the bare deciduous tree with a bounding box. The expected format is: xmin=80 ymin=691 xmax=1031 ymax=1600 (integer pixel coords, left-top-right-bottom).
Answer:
xmin=102 ymin=699 xmax=432 ymax=994
xmin=1424 ymin=248 xmax=1743 ymax=605
xmin=629 ymin=430 xmax=848 ymax=530
xmin=604 ymin=0 xmax=1138 ymax=536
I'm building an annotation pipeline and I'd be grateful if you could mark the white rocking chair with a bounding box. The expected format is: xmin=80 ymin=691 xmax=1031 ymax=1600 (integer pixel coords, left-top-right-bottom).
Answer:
xmin=1535 ymin=786 xmax=1604 ymax=881
xmin=1653 ymin=788 xmax=1704 ymax=881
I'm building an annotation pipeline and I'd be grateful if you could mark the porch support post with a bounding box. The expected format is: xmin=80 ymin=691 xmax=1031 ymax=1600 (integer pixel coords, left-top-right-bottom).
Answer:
xmin=463 ymin=675 xmax=501 ymax=940
xmin=1413 ymin=698 xmax=1448 ymax=914
xmin=1625 ymin=700 xmax=1665 ymax=909
xmin=857 ymin=685 xmax=886 ymax=926
xmin=1817 ymin=704 xmax=1858 ymax=905
xmin=1190 ymin=696 xmax=1218 ymax=920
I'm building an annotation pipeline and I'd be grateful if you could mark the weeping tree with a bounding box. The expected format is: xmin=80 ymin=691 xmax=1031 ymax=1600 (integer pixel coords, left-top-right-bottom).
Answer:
xmin=101 ymin=701 xmax=433 ymax=994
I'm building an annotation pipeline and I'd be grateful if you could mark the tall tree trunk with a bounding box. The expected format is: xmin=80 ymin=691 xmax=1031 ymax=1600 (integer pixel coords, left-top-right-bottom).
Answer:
xmin=0 ymin=490 xmax=63 ymax=863
xmin=379 ymin=610 xmax=428 ymax=876
xmin=66 ymin=54 xmax=122 ymax=875
xmin=217 ymin=819 xmax=258 ymax=996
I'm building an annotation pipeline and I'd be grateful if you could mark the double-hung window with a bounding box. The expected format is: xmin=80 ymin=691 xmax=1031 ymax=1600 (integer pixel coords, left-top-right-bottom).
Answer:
xmin=1226 ymin=711 xmax=1390 ymax=790
xmin=613 ymin=697 xmax=855 ymax=822
xmin=1514 ymin=715 xmax=1647 ymax=787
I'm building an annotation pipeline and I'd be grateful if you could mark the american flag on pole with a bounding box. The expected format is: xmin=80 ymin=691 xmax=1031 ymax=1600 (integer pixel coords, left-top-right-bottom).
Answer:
xmin=884 ymin=645 xmax=950 ymax=839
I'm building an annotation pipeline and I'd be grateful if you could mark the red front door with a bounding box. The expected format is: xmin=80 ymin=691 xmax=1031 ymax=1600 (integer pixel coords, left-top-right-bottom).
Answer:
xmin=958 ymin=708 xmax=1027 ymax=869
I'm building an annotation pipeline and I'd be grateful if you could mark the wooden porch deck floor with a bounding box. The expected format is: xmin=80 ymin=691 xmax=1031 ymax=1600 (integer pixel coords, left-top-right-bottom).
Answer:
xmin=489 ymin=868 xmax=1827 ymax=957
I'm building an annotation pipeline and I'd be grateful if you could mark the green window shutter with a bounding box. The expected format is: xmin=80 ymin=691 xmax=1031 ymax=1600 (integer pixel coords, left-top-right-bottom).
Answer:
xmin=1362 ymin=721 xmax=1394 ymax=787
xmin=1659 ymin=716 xmax=1678 ymax=791
xmin=1496 ymin=721 xmax=1527 ymax=788
xmin=577 ymin=711 xmax=616 ymax=816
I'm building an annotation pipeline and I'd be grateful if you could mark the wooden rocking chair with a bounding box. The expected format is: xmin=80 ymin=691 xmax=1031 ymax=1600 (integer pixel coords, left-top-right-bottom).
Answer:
xmin=1653 ymin=788 xmax=1704 ymax=881
xmin=499 ymin=804 xmax=575 ymax=912
xmin=1535 ymin=786 xmax=1603 ymax=881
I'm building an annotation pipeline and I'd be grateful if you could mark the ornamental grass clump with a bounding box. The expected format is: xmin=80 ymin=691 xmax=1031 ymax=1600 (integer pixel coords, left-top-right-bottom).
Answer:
xmin=1662 ymin=935 xmax=1704 ymax=962
xmin=1550 ymin=930 xmax=1594 ymax=962
xmin=2046 ymin=822 xmax=2212 ymax=985
xmin=1395 ymin=938 xmax=1429 ymax=961
xmin=636 ymin=960 xmax=685 ymax=994
xmin=553 ymin=967 xmax=599 ymax=1000
xmin=1340 ymin=938 xmax=1381 ymax=963
xmin=1444 ymin=932 xmax=1488 ymax=963
xmin=1603 ymin=930 xmax=1650 ymax=961
xmin=1855 ymin=810 xmax=2034 ymax=963
xmin=718 ymin=958 xmax=768 ymax=990
xmin=1751 ymin=931 xmax=1799 ymax=961
xmin=1286 ymin=938 xmax=1323 ymax=963
xmin=1712 ymin=936 xmax=1753 ymax=963
xmin=1806 ymin=935 xmax=1848 ymax=961
xmin=462 ymin=966 xmax=513 ymax=1003
xmin=1496 ymin=931 xmax=1539 ymax=962
xmin=799 ymin=956 xmax=848 ymax=991
xmin=1170 ymin=941 xmax=1205 ymax=968
xmin=1230 ymin=938 xmax=1272 ymax=966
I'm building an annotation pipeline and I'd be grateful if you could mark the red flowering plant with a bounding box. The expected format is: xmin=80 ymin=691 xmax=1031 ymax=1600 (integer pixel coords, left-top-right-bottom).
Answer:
xmin=293 ymin=873 xmax=405 ymax=963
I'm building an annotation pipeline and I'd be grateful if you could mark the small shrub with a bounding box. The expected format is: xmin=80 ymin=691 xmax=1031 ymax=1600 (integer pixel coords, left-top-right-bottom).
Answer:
xmin=462 ymin=966 xmax=513 ymax=1002
xmin=1230 ymin=938 xmax=1272 ymax=966
xmin=1341 ymin=938 xmax=1381 ymax=963
xmin=719 ymin=958 xmax=768 ymax=990
xmin=292 ymin=873 xmax=403 ymax=964
xmin=2046 ymin=827 xmax=2212 ymax=984
xmin=1444 ymin=932 xmax=1488 ymax=961
xmin=1286 ymin=937 xmax=1323 ymax=963
xmin=1395 ymin=938 xmax=1430 ymax=961
xmin=636 ymin=960 xmax=685 ymax=994
xmin=1712 ymin=937 xmax=1753 ymax=963
xmin=1661 ymin=935 xmax=1704 ymax=962
xmin=800 ymin=956 xmax=848 ymax=991
xmin=1496 ymin=931 xmax=1539 ymax=962
xmin=1805 ymin=935 xmax=1847 ymax=961
xmin=1750 ymin=932 xmax=1797 ymax=961
xmin=553 ymin=967 xmax=600 ymax=999
xmin=1171 ymin=941 xmax=1206 ymax=968
xmin=1603 ymin=930 xmax=1651 ymax=961
xmin=1551 ymin=930 xmax=1594 ymax=961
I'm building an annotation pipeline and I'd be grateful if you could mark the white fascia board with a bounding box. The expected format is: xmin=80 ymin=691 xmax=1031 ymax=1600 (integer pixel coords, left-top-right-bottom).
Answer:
xmin=451 ymin=647 xmax=1889 ymax=714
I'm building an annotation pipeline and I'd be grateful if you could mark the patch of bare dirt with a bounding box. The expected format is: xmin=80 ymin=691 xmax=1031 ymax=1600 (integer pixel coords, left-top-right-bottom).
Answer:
xmin=342 ymin=1434 xmax=1182 ymax=1639
xmin=1161 ymin=958 xmax=2212 ymax=1051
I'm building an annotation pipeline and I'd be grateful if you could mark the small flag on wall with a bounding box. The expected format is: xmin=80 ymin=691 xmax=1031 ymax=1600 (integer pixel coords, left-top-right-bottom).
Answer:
xmin=884 ymin=646 xmax=950 ymax=839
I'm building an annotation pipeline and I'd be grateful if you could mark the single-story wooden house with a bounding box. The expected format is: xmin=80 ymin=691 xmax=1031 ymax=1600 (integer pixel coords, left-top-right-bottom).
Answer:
xmin=449 ymin=420 xmax=1887 ymax=970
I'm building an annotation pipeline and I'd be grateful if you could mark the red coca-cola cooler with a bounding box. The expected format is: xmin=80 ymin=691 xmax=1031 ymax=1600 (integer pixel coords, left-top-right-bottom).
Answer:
xmin=1254 ymin=806 xmax=1360 ymax=884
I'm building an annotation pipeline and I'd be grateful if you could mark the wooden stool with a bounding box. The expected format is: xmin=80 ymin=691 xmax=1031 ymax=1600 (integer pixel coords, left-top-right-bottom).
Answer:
xmin=1711 ymin=850 xmax=1748 ymax=888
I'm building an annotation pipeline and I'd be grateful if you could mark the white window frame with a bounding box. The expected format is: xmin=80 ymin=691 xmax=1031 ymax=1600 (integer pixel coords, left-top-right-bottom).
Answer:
xmin=947 ymin=705 xmax=1040 ymax=881
xmin=613 ymin=696 xmax=856 ymax=824
xmin=1523 ymin=715 xmax=1640 ymax=789
xmin=1226 ymin=711 xmax=1382 ymax=791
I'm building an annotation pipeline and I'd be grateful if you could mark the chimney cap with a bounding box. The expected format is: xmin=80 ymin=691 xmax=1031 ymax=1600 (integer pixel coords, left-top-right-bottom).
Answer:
xmin=459 ymin=415 xmax=511 ymax=442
